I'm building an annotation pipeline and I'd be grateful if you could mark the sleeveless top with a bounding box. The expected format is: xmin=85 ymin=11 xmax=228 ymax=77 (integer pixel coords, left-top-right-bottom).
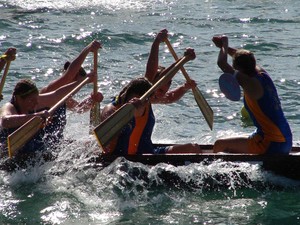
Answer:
xmin=112 ymin=98 xmax=155 ymax=155
xmin=244 ymin=72 xmax=292 ymax=142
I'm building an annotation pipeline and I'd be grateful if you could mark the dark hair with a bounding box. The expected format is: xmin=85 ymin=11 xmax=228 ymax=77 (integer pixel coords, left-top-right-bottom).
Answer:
xmin=232 ymin=49 xmax=256 ymax=74
xmin=64 ymin=61 xmax=87 ymax=77
xmin=117 ymin=77 xmax=152 ymax=105
xmin=12 ymin=79 xmax=39 ymax=98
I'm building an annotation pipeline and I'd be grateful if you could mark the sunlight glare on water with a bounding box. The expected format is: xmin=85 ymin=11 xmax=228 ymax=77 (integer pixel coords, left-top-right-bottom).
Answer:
xmin=7 ymin=0 xmax=151 ymax=10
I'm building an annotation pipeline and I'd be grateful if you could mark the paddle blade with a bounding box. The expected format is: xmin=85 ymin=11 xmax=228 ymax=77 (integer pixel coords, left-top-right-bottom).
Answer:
xmin=7 ymin=116 xmax=43 ymax=158
xmin=93 ymin=104 xmax=135 ymax=147
xmin=192 ymin=87 xmax=214 ymax=130
xmin=165 ymin=38 xmax=213 ymax=130
xmin=219 ymin=73 xmax=241 ymax=101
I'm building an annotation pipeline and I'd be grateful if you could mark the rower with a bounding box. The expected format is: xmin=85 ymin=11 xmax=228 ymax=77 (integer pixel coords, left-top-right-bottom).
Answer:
xmin=212 ymin=35 xmax=292 ymax=155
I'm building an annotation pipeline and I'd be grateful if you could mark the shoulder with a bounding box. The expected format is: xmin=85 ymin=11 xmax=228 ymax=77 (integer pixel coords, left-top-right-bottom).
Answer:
xmin=0 ymin=102 xmax=17 ymax=116
xmin=101 ymin=103 xmax=117 ymax=121
xmin=37 ymin=92 xmax=58 ymax=109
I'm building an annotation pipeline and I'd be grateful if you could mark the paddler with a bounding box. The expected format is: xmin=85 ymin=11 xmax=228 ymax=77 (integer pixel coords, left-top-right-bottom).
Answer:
xmin=212 ymin=35 xmax=292 ymax=154
xmin=146 ymin=29 xmax=197 ymax=105
xmin=0 ymin=41 xmax=102 ymax=158
xmin=100 ymin=48 xmax=201 ymax=155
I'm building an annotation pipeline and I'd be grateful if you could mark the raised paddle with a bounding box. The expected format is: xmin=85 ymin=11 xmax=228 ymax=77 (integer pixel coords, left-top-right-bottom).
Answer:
xmin=165 ymin=39 xmax=213 ymax=130
xmin=93 ymin=54 xmax=195 ymax=148
xmin=7 ymin=77 xmax=91 ymax=158
xmin=89 ymin=50 xmax=101 ymax=131
xmin=0 ymin=55 xmax=13 ymax=101
xmin=219 ymin=73 xmax=241 ymax=101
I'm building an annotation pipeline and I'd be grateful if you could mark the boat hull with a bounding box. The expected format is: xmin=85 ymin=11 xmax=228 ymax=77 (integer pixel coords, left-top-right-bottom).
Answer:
xmin=98 ymin=145 xmax=300 ymax=180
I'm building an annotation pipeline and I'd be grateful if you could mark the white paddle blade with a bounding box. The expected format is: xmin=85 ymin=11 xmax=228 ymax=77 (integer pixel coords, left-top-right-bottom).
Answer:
xmin=93 ymin=104 xmax=135 ymax=147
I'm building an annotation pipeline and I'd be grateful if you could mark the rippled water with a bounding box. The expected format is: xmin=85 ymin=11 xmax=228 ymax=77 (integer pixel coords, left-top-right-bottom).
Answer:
xmin=1 ymin=0 xmax=300 ymax=224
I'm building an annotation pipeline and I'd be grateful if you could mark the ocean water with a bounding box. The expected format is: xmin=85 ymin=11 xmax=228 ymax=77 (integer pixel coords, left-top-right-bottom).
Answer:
xmin=1 ymin=0 xmax=300 ymax=224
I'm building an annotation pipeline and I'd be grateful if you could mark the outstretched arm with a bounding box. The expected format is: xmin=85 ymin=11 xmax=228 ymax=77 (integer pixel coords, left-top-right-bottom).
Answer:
xmin=40 ymin=40 xmax=102 ymax=93
xmin=212 ymin=35 xmax=265 ymax=73
xmin=38 ymin=71 xmax=96 ymax=110
xmin=151 ymin=48 xmax=196 ymax=102
xmin=151 ymin=80 xmax=196 ymax=104
xmin=66 ymin=91 xmax=103 ymax=113
xmin=144 ymin=29 xmax=168 ymax=83
xmin=212 ymin=36 xmax=234 ymax=74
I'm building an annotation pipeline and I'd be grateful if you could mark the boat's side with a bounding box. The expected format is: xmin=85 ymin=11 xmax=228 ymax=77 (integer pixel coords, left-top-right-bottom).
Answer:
xmin=98 ymin=145 xmax=300 ymax=180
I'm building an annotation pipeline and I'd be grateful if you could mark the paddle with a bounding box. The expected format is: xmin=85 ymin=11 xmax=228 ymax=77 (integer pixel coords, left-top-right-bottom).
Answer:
xmin=165 ymin=39 xmax=214 ymax=130
xmin=219 ymin=73 xmax=241 ymax=101
xmin=93 ymin=54 xmax=194 ymax=148
xmin=0 ymin=55 xmax=13 ymax=101
xmin=89 ymin=51 xmax=101 ymax=131
xmin=7 ymin=77 xmax=90 ymax=158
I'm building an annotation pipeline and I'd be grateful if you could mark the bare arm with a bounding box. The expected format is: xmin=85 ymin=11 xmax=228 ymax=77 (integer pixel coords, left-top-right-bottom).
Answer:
xmin=151 ymin=80 xmax=196 ymax=104
xmin=66 ymin=91 xmax=103 ymax=113
xmin=40 ymin=40 xmax=102 ymax=93
xmin=212 ymin=35 xmax=263 ymax=100
xmin=38 ymin=71 xmax=95 ymax=111
xmin=212 ymin=36 xmax=234 ymax=74
xmin=144 ymin=29 xmax=168 ymax=83
xmin=0 ymin=103 xmax=49 ymax=129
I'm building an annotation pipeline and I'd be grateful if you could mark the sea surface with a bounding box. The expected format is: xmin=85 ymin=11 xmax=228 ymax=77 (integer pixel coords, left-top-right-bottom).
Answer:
xmin=1 ymin=0 xmax=300 ymax=224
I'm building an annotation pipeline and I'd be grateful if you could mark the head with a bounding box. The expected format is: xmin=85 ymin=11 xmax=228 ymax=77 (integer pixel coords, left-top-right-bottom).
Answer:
xmin=117 ymin=77 xmax=152 ymax=105
xmin=12 ymin=79 xmax=39 ymax=113
xmin=232 ymin=49 xmax=256 ymax=75
xmin=64 ymin=61 xmax=87 ymax=81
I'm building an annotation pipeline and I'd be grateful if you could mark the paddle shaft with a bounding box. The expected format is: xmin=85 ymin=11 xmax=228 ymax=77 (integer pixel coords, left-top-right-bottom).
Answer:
xmin=140 ymin=55 xmax=192 ymax=101
xmin=94 ymin=54 xmax=193 ymax=147
xmin=49 ymin=77 xmax=90 ymax=114
xmin=0 ymin=60 xmax=11 ymax=96
xmin=165 ymin=39 xmax=193 ymax=82
xmin=93 ymin=51 xmax=98 ymax=94
xmin=89 ymin=51 xmax=101 ymax=130
xmin=165 ymin=38 xmax=213 ymax=130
